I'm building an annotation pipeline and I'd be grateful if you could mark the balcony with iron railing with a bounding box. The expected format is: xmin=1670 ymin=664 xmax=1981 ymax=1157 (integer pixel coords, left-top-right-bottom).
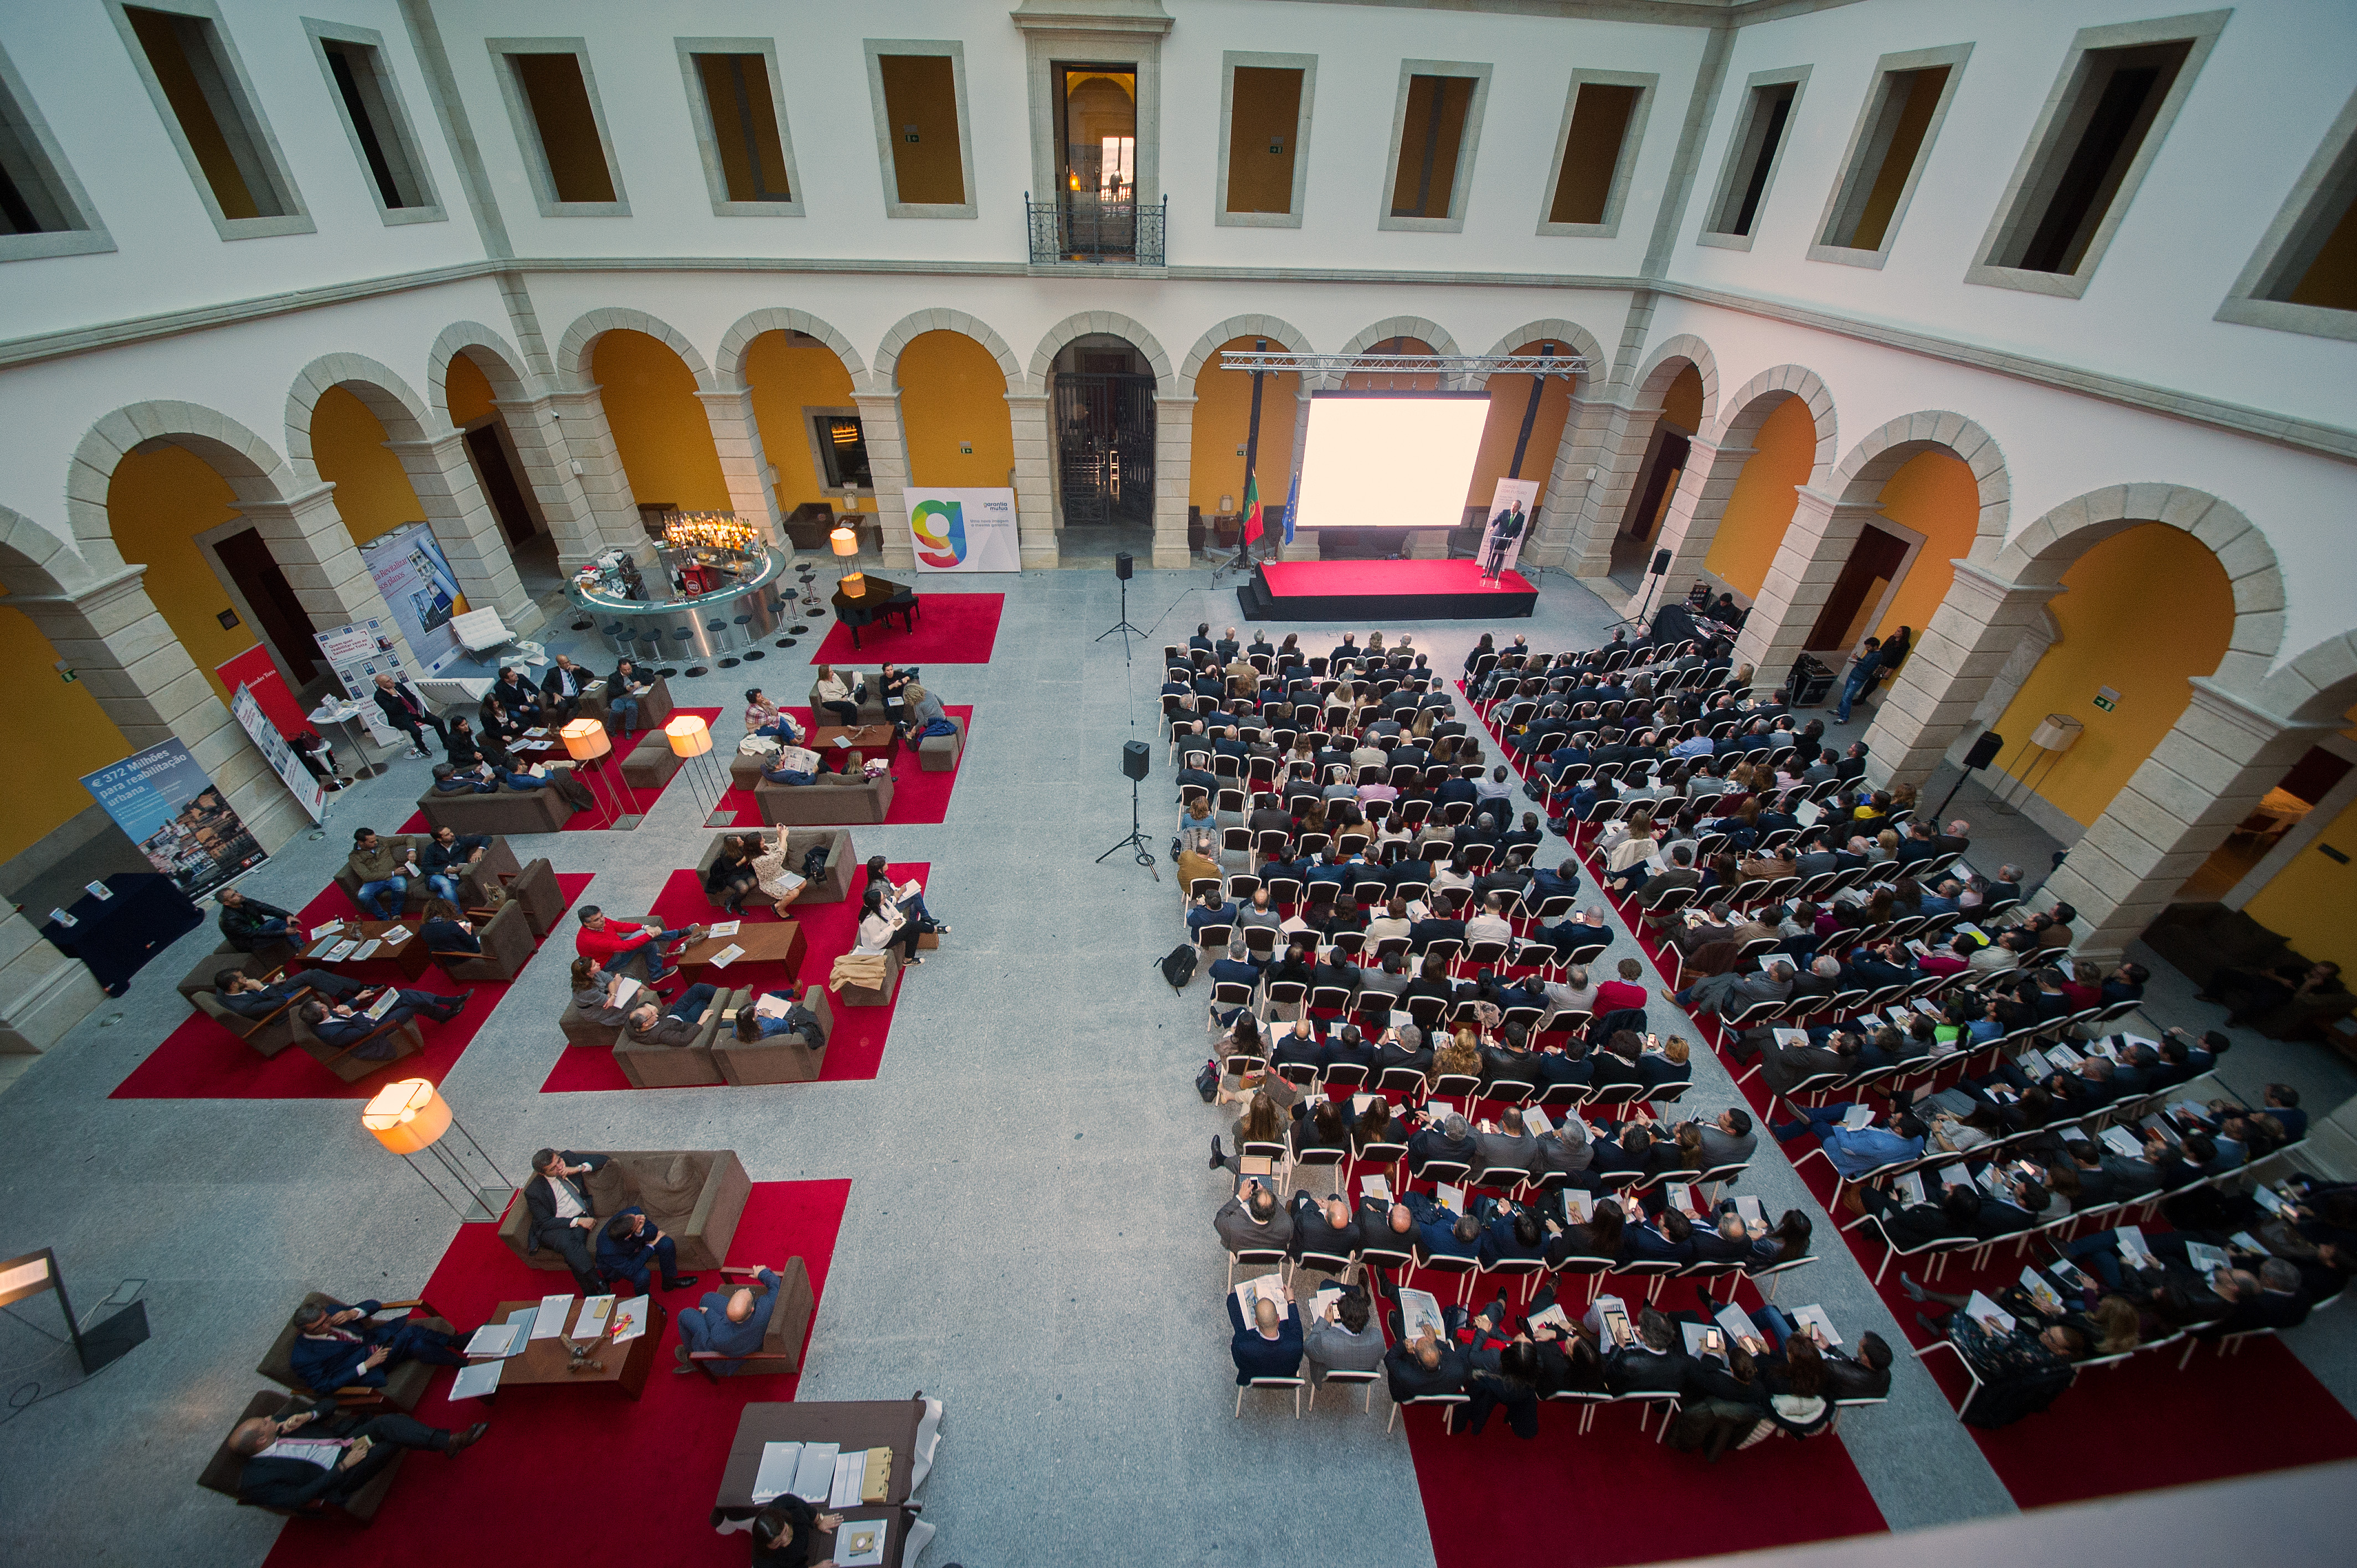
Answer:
xmin=1025 ymin=190 xmax=1166 ymax=267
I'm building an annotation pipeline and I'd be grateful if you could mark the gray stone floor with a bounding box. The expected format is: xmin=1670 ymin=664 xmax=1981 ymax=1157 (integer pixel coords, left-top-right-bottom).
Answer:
xmin=0 ymin=564 xmax=2349 ymax=1567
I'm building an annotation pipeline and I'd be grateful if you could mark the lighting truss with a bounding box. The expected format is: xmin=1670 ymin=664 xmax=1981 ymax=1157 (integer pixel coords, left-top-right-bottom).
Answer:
xmin=1217 ymin=351 xmax=1587 ymax=377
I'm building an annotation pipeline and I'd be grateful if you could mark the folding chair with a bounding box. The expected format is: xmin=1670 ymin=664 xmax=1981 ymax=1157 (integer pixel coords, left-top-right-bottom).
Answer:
xmin=1308 ymin=1368 xmax=1382 ymax=1414
xmin=1386 ymin=1391 xmax=1469 ymax=1434
xmin=1226 ymin=1246 xmax=1288 ymax=1290
xmin=1234 ymin=1375 xmax=1305 ymax=1418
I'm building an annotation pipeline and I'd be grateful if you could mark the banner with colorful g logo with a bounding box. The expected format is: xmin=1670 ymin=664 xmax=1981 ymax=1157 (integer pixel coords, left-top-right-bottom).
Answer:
xmin=910 ymin=498 xmax=967 ymax=568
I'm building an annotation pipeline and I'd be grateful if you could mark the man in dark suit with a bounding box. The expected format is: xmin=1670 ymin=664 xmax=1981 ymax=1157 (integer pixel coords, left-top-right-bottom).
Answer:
xmin=524 ymin=1148 xmax=611 ymax=1294
xmin=213 ymin=966 xmax=362 ymax=1019
xmin=595 ymin=1208 xmax=698 ymax=1295
xmin=370 ymin=673 xmax=447 ymax=760
xmin=537 ymin=654 xmax=593 ymax=722
xmin=1603 ymin=1307 xmax=1689 ymax=1394
xmin=1288 ymin=1190 xmax=1363 ymax=1263
xmin=300 ymin=989 xmax=467 ymax=1059
xmin=1835 ymin=741 xmax=1870 ymax=784
xmin=231 ymin=1400 xmax=486 ymax=1510
xmin=676 ymin=1266 xmax=786 ymax=1375
xmin=1227 ymin=1285 xmax=1304 ymax=1384
xmin=286 ymin=1299 xmax=467 ymax=1394
xmin=1187 ymin=623 xmax=1215 ymax=654
xmin=1407 ymin=1113 xmax=1478 ymax=1177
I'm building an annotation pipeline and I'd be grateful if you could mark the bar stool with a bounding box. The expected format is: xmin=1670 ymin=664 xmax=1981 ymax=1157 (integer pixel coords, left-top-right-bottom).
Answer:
xmin=631 ymin=623 xmax=663 ymax=663
xmin=602 ymin=621 xmax=634 ymax=658
xmin=734 ymin=613 xmax=763 ymax=662
xmin=768 ymin=595 xmax=797 ymax=648
xmin=660 ymin=625 xmax=694 ymax=678
xmin=706 ymin=617 xmax=741 ymax=673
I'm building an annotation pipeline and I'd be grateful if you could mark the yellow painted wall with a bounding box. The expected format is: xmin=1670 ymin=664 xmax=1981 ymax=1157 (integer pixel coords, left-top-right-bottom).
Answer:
xmin=1660 ymin=364 xmax=1704 ymax=435
xmin=1704 ymin=395 xmax=1813 ymax=598
xmin=591 ymin=329 xmax=730 ymax=512
xmin=1468 ymin=348 xmax=1573 ymax=507
xmin=1226 ymin=66 xmax=1303 ymax=213
xmin=310 ymin=386 xmax=424 ymax=548
xmin=744 ymin=331 xmax=857 ymax=514
xmin=446 ymin=353 xmax=496 ymax=426
xmin=106 ymin=445 xmax=259 ymax=707
xmin=2246 ymin=793 xmax=2357 ymax=974
xmin=1990 ymin=523 xmax=2234 ymax=829
xmin=0 ymin=600 xmax=136 ymax=864
xmin=879 ymin=55 xmax=966 ymax=205
xmin=896 ymin=331 xmax=1014 ymax=489
xmin=1866 ymin=449 xmax=1977 ymax=648
xmin=1191 ymin=337 xmax=1299 ymax=514
xmin=1344 ymin=338 xmax=1440 ymax=392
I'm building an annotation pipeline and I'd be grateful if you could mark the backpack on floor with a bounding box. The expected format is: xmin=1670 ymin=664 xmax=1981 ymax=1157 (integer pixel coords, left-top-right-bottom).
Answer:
xmin=1195 ymin=1057 xmax=1221 ymax=1102
xmin=1159 ymin=943 xmax=1198 ymax=993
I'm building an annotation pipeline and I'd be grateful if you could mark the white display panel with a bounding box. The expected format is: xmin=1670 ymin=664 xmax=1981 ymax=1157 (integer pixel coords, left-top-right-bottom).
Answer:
xmin=1293 ymin=394 xmax=1491 ymax=529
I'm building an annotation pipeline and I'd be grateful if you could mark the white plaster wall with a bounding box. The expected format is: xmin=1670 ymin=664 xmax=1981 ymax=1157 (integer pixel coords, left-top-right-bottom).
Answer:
xmin=0 ymin=0 xmax=488 ymax=344
xmin=1669 ymin=0 xmax=2357 ymax=429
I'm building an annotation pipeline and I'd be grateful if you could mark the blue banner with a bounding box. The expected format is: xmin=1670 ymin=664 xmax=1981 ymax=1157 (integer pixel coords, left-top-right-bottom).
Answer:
xmin=80 ymin=738 xmax=266 ymax=900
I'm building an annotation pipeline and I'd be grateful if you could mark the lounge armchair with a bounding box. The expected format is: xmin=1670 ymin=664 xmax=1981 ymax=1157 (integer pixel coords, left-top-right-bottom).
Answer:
xmin=496 ymin=1149 xmax=750 ymax=1272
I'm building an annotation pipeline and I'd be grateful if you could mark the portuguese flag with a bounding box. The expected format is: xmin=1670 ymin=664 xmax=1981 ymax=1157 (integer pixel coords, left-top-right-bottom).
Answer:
xmin=1239 ymin=471 xmax=1263 ymax=546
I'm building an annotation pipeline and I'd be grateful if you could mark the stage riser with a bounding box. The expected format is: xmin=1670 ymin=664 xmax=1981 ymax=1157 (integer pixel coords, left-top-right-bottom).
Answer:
xmin=1237 ymin=561 xmax=1534 ymax=622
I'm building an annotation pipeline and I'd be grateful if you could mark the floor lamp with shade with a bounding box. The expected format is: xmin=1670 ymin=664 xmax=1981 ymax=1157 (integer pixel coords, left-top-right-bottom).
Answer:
xmin=667 ymin=713 xmax=731 ymax=827
xmin=362 ymin=1078 xmax=512 ymax=1220
xmin=831 ymin=525 xmax=863 ymax=595
xmin=562 ymin=718 xmax=641 ymax=831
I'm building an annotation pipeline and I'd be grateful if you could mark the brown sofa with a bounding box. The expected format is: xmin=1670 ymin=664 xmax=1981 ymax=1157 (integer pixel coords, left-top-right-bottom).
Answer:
xmin=178 ymin=941 xmax=295 ymax=1003
xmin=692 ymin=828 xmax=854 ymax=911
xmin=579 ymin=673 xmax=675 ymax=736
xmin=614 ymin=987 xmax=740 ymax=1088
xmin=835 ymin=948 xmax=902 ymax=1008
xmin=497 ymin=1149 xmax=750 ymax=1273
xmin=2143 ymin=902 xmax=2355 ymax=1039
xmin=332 ymin=835 xmax=521 ymax=916
xmin=758 ymin=771 xmax=894 ymax=826
xmin=425 ymin=900 xmax=534 ymax=983
xmin=711 ymin=988 xmax=833 ymax=1084
xmin=416 ymin=778 xmax=577 ymax=834
xmin=199 ymin=1390 xmax=406 ymax=1522
xmin=809 ymin=673 xmax=893 ymax=727
xmin=620 ymin=730 xmax=684 ymax=791
xmin=560 ymin=994 xmax=624 ymax=1049
xmin=256 ymin=1292 xmax=452 ymax=1411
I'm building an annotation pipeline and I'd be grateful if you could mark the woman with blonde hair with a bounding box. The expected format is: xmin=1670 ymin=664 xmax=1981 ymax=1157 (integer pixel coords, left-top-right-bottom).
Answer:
xmin=1429 ymin=1025 xmax=1484 ymax=1086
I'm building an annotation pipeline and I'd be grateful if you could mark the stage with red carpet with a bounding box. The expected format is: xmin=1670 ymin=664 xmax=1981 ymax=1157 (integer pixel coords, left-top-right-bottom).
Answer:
xmin=110 ymin=875 xmax=593 ymax=1100
xmin=1239 ymin=559 xmax=1535 ymax=622
xmin=397 ymin=709 xmax=724 ymax=834
xmin=539 ymin=864 xmax=925 ymax=1092
xmin=259 ymin=1179 xmax=851 ymax=1568
xmin=714 ymin=708 xmax=972 ymax=828
xmin=814 ymin=591 xmax=1001 ymax=664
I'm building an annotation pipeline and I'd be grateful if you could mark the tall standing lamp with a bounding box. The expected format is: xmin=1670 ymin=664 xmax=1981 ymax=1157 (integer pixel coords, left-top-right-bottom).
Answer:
xmin=667 ymin=713 xmax=730 ymax=827
xmin=362 ymin=1078 xmax=511 ymax=1220
xmin=831 ymin=525 xmax=863 ymax=596
xmin=562 ymin=717 xmax=641 ymax=831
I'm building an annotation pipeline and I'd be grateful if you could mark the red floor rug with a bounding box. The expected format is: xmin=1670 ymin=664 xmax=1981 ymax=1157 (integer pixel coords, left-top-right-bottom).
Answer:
xmin=397 ymin=710 xmax=724 ymax=834
xmin=812 ymin=592 xmax=1001 ymax=665
xmin=1404 ymin=1399 xmax=1886 ymax=1568
xmin=259 ymin=1178 xmax=851 ymax=1568
xmin=110 ymin=875 xmax=593 ymax=1100
xmin=713 ymin=708 xmax=972 ymax=827
xmin=538 ymin=864 xmax=925 ymax=1092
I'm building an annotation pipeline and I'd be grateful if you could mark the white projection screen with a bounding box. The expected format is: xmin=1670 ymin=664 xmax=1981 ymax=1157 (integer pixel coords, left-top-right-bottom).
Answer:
xmin=1293 ymin=393 xmax=1490 ymax=530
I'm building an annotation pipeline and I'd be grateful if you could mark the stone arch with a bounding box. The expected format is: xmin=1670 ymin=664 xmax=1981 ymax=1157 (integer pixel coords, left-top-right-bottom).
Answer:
xmin=554 ymin=306 xmax=714 ymax=392
xmin=1994 ymin=484 xmax=2283 ymax=685
xmin=1179 ymin=314 xmax=1315 ymax=388
xmin=1476 ymin=319 xmax=1610 ymax=394
xmin=0 ymin=502 xmax=99 ymax=596
xmin=1327 ymin=316 xmax=1463 ymax=389
xmin=284 ymin=353 xmax=435 ymax=482
xmin=1705 ymin=365 xmax=1838 ymax=483
xmin=1626 ymin=333 xmax=1719 ymax=429
xmin=714 ymin=307 xmax=868 ymax=390
xmin=1829 ymin=410 xmax=2010 ymax=557
xmin=428 ymin=321 xmax=533 ymax=422
xmin=1030 ymin=311 xmax=1176 ymax=396
xmin=2256 ymin=630 xmax=2357 ymax=724
xmin=65 ymin=401 xmax=301 ymax=558
xmin=872 ymin=309 xmax=1024 ymax=394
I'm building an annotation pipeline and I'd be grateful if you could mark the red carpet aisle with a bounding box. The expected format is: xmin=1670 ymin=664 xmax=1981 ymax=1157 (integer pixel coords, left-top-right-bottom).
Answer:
xmin=259 ymin=1179 xmax=851 ymax=1568
xmin=397 ymin=709 xmax=724 ymax=834
xmin=1404 ymin=1402 xmax=1886 ymax=1568
xmin=110 ymin=875 xmax=593 ymax=1100
xmin=538 ymin=864 xmax=927 ymax=1092
xmin=714 ymin=707 xmax=973 ymax=827
xmin=813 ymin=592 xmax=1002 ymax=665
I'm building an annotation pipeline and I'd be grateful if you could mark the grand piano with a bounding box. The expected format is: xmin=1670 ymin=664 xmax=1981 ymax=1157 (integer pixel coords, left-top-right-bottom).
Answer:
xmin=830 ymin=572 xmax=919 ymax=649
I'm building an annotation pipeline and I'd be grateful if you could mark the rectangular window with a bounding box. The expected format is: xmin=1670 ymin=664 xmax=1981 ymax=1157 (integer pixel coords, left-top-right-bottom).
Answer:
xmin=1538 ymin=70 xmax=1656 ymax=238
xmin=2217 ymin=87 xmax=2357 ymax=341
xmin=1219 ymin=55 xmax=1313 ymax=226
xmin=0 ymin=42 xmax=113 ymax=259
xmin=811 ymin=414 xmax=873 ymax=491
xmin=866 ymin=42 xmax=974 ymax=218
xmin=488 ymin=38 xmax=629 ymax=216
xmin=1378 ymin=60 xmax=1491 ymax=233
xmin=110 ymin=1 xmax=310 ymax=240
xmin=678 ymin=39 xmax=803 ymax=216
xmin=305 ymin=22 xmax=441 ymax=225
xmin=1969 ymin=11 xmax=2228 ymax=297
xmin=1810 ymin=45 xmax=1970 ymax=267
xmin=1701 ymin=68 xmax=1809 ymax=247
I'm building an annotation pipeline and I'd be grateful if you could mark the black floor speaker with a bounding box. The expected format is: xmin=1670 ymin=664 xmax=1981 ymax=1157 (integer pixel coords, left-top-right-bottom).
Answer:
xmin=1121 ymin=740 xmax=1151 ymax=781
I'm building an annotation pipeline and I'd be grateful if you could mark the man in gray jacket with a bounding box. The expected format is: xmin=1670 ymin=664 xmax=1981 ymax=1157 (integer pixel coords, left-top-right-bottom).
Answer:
xmin=1471 ymin=1108 xmax=1541 ymax=1179
xmin=1691 ymin=1108 xmax=1758 ymax=1169
xmin=1214 ymin=1181 xmax=1295 ymax=1254
xmin=1303 ymin=1284 xmax=1387 ymax=1387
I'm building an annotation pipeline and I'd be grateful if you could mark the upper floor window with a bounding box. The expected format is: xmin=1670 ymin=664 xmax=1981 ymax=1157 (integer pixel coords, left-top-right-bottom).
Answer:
xmin=1219 ymin=52 xmax=1315 ymax=229
xmin=1538 ymin=71 xmax=1656 ymax=238
xmin=865 ymin=40 xmax=975 ymax=219
xmin=1700 ymin=67 xmax=1809 ymax=250
xmin=678 ymin=40 xmax=804 ymax=216
xmin=305 ymin=22 xmax=442 ymax=226
xmin=489 ymin=38 xmax=629 ymax=216
xmin=1809 ymin=45 xmax=1970 ymax=268
xmin=2217 ymin=86 xmax=2357 ymax=341
xmin=109 ymin=0 xmax=312 ymax=240
xmin=0 ymin=42 xmax=113 ymax=260
xmin=1381 ymin=61 xmax=1491 ymax=233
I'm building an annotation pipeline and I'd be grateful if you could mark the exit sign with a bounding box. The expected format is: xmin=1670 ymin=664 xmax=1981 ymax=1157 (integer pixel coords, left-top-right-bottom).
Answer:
xmin=2092 ymin=685 xmax=2122 ymax=713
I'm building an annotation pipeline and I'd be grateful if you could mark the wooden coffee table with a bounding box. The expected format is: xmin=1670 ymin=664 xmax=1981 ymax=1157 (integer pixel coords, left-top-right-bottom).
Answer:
xmin=712 ymin=1399 xmax=924 ymax=1555
xmin=300 ymin=920 xmax=431 ymax=981
xmin=675 ymin=920 xmax=807 ymax=975
xmin=483 ymin=1297 xmax=666 ymax=1400
xmin=812 ymin=724 xmax=898 ymax=768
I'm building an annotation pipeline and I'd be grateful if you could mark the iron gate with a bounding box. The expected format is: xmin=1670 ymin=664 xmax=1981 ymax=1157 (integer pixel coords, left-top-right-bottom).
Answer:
xmin=1053 ymin=372 xmax=1155 ymax=525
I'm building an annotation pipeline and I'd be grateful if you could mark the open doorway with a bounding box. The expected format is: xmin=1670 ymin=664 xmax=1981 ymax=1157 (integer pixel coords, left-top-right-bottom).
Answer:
xmin=1805 ymin=522 xmax=1920 ymax=654
xmin=1054 ymin=64 xmax=1138 ymax=257
xmin=1052 ymin=334 xmax=1156 ymax=532
xmin=210 ymin=526 xmax=321 ymax=686
xmin=1613 ymin=425 xmax=1690 ymax=578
